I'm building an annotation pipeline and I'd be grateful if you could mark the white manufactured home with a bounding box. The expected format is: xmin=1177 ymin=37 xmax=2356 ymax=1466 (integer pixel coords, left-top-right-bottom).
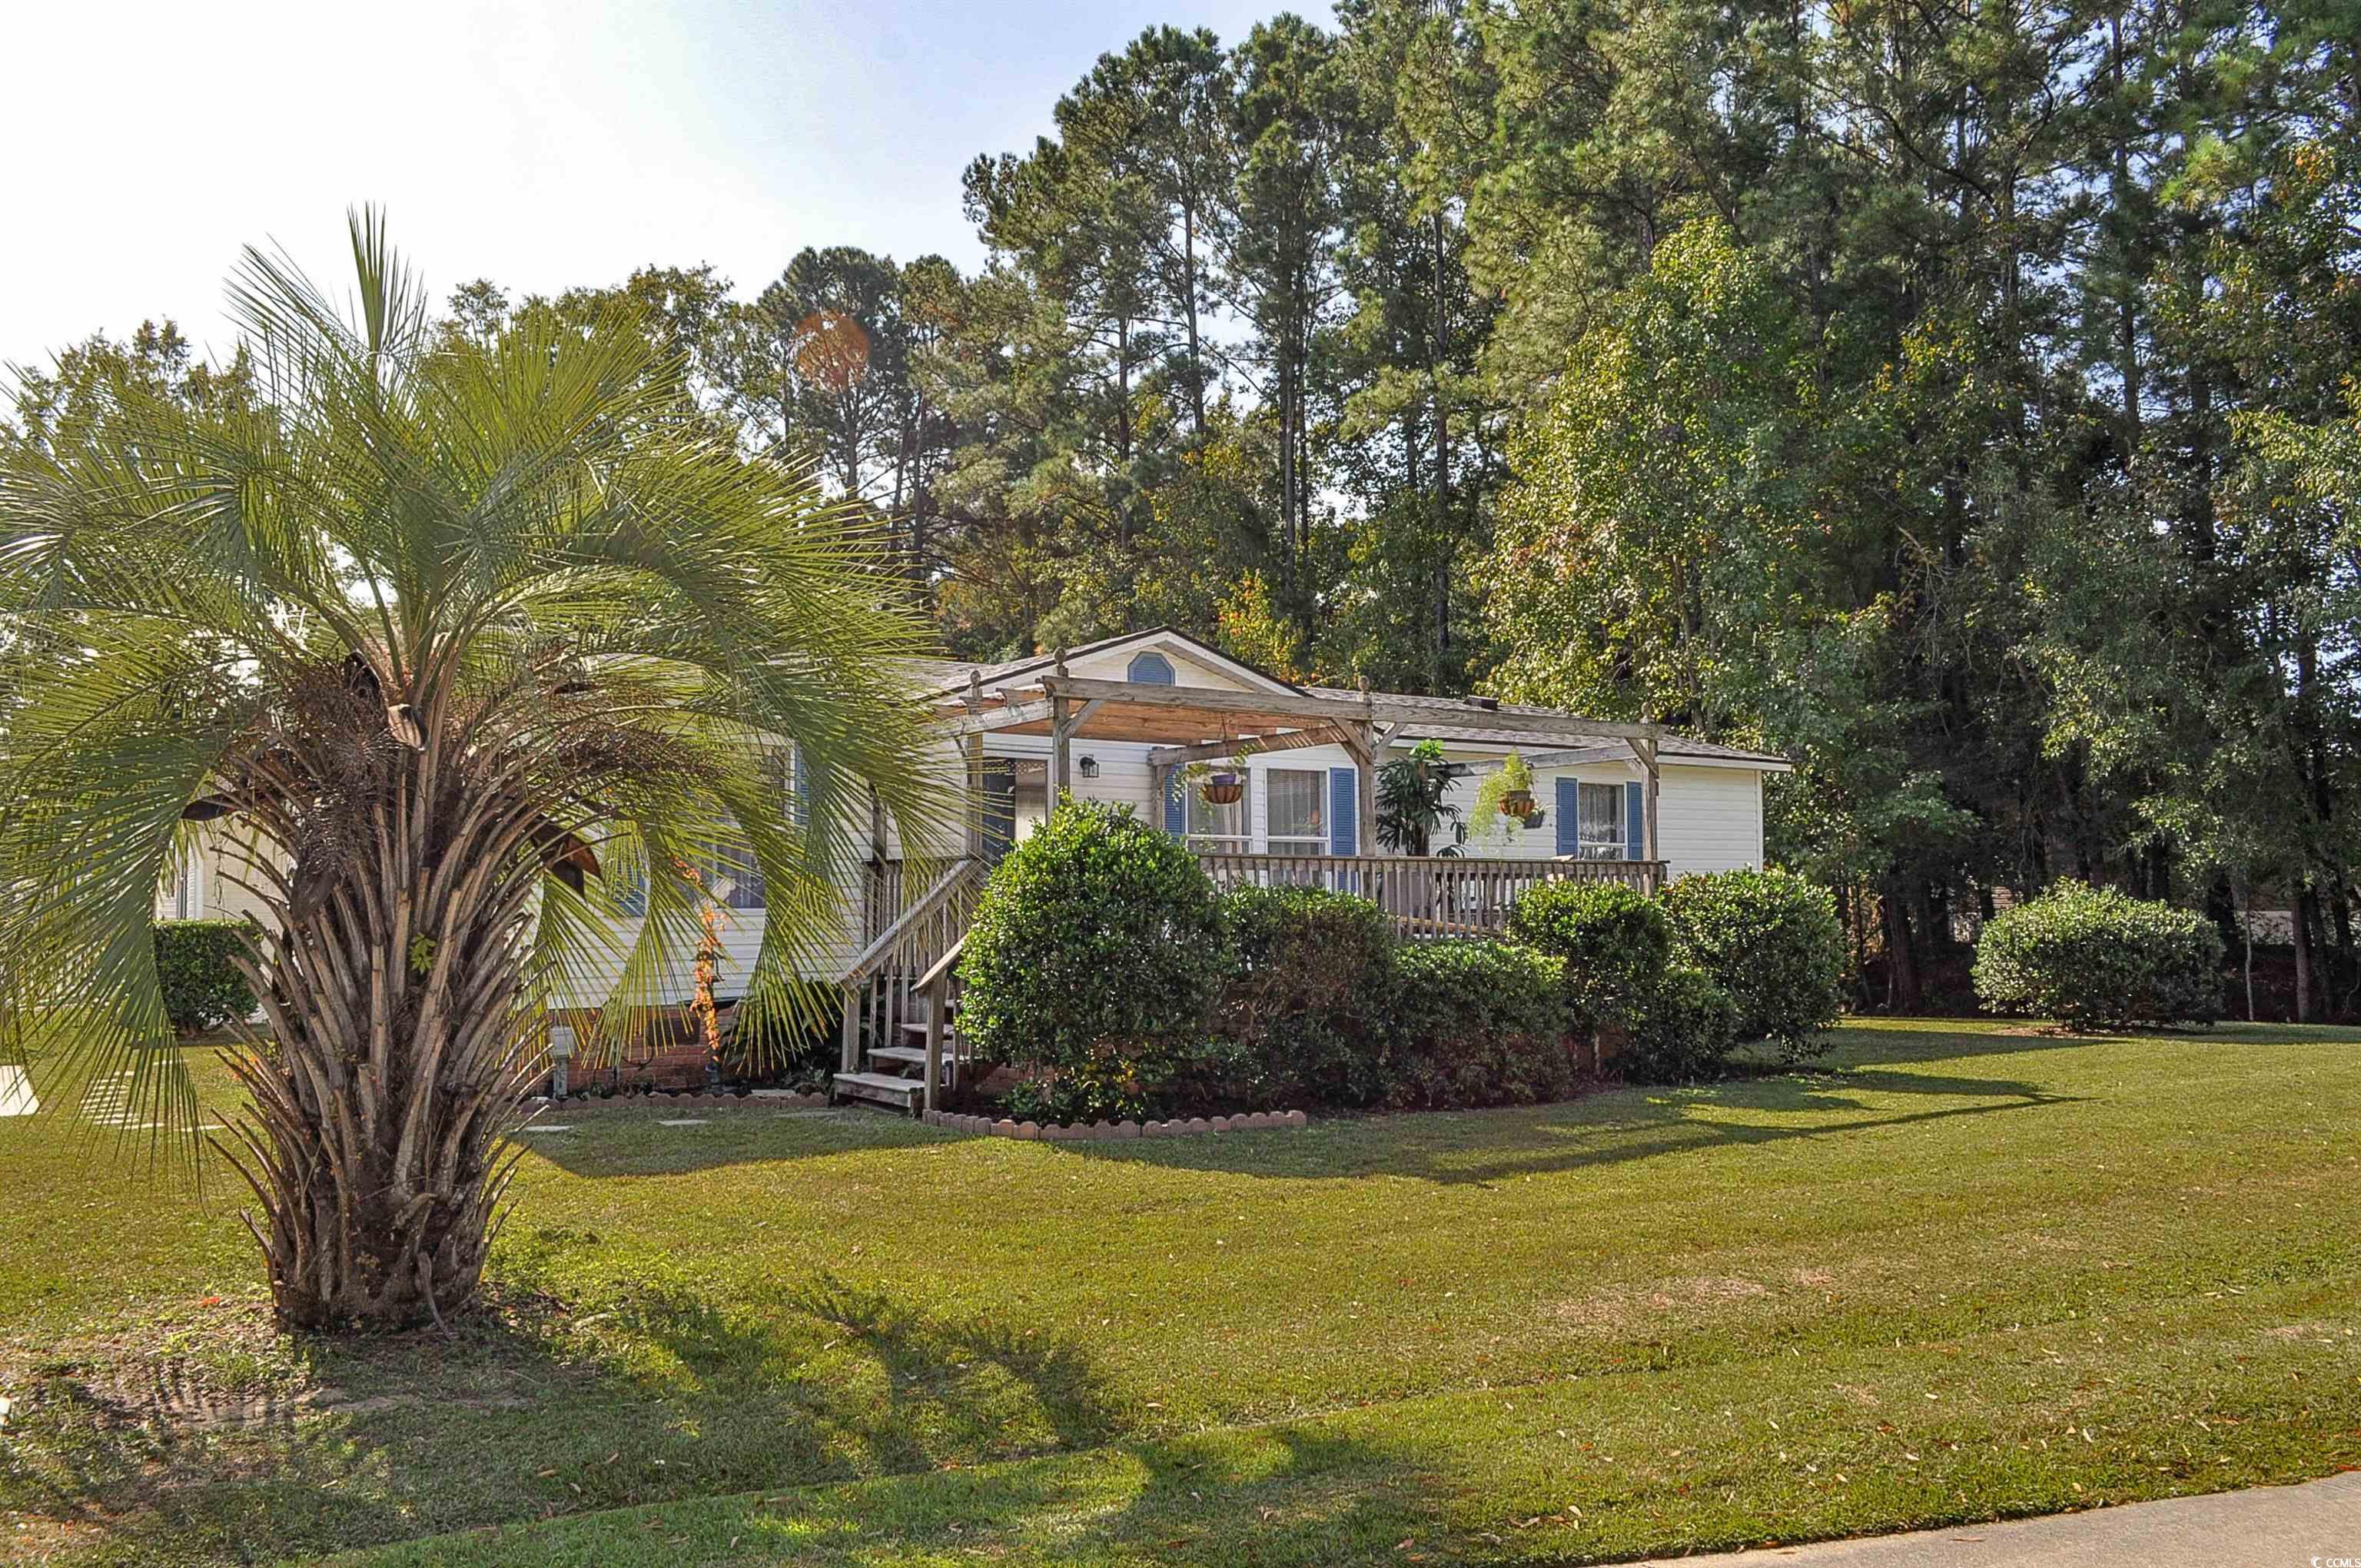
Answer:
xmin=161 ymin=628 xmax=1790 ymax=1102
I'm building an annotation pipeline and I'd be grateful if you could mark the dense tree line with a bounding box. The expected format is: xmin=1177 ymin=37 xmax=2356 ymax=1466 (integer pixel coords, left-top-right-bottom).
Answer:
xmin=12 ymin=2 xmax=2356 ymax=1014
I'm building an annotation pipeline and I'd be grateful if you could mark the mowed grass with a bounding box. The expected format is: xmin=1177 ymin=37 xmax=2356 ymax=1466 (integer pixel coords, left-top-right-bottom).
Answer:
xmin=0 ymin=1020 xmax=2356 ymax=1566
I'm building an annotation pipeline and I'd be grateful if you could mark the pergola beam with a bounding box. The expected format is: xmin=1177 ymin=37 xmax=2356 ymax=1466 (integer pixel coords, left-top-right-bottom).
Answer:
xmin=938 ymin=697 xmax=1057 ymax=736
xmin=1036 ymin=675 xmax=1665 ymax=745
xmin=1144 ymin=724 xmax=1350 ymax=767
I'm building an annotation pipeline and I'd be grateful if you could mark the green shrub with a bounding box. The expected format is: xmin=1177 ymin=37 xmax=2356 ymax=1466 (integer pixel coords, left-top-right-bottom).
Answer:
xmin=958 ymin=799 xmax=1227 ymax=1120
xmin=1386 ymin=939 xmax=1579 ymax=1109
xmin=1659 ymin=868 xmax=1845 ymax=1059
xmin=1001 ymin=1040 xmax=1164 ymax=1125
xmin=153 ymin=919 xmax=254 ymax=1035
xmin=1619 ymin=962 xmax=1740 ymax=1081
xmin=1972 ymin=883 xmax=2222 ymax=1028
xmin=1505 ymin=880 xmax=1672 ymax=1030
xmin=1216 ymin=885 xmax=1397 ymax=1107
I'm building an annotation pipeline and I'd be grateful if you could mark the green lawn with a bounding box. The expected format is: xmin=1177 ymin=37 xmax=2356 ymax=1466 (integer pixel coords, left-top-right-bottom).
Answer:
xmin=3 ymin=1019 xmax=2357 ymax=1566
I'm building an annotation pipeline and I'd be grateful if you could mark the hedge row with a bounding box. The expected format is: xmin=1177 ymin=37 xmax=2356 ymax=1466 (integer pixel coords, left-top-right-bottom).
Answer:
xmin=960 ymin=801 xmax=1849 ymax=1122
xmin=153 ymin=919 xmax=255 ymax=1035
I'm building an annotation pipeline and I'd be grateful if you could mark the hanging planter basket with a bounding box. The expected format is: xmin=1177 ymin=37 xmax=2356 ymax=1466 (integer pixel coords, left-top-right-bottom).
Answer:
xmin=1500 ymin=788 xmax=1536 ymax=818
xmin=1200 ymin=772 xmax=1246 ymax=806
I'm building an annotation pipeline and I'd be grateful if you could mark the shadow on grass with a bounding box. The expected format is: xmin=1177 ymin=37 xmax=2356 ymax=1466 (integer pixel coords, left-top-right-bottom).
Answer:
xmin=351 ymin=1415 xmax=1459 ymax=1566
xmin=511 ymin=1101 xmax=961 ymax=1179
xmin=1034 ymin=1056 xmax=2086 ymax=1189
xmin=0 ymin=1267 xmax=1121 ymax=1566
xmin=506 ymin=1020 xmax=2118 ymax=1188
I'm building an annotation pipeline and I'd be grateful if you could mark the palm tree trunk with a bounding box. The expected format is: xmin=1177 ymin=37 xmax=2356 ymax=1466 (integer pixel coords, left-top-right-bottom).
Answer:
xmin=214 ymin=738 xmax=536 ymax=1331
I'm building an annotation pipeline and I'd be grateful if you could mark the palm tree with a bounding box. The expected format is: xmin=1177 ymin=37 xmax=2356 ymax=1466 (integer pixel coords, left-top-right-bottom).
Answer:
xmin=0 ymin=213 xmax=955 ymax=1330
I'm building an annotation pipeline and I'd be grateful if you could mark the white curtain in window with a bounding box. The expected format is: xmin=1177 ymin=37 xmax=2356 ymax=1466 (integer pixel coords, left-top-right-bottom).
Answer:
xmin=1577 ymin=782 xmax=1623 ymax=859
xmin=1267 ymin=769 xmax=1327 ymax=851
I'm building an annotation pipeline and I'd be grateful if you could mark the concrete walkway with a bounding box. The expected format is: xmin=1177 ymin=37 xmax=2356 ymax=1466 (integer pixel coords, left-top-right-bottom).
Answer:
xmin=1630 ymin=1470 xmax=2361 ymax=1566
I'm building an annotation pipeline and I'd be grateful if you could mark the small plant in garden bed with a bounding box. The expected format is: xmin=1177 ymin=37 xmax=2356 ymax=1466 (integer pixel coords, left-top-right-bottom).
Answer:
xmin=1620 ymin=962 xmax=1739 ymax=1080
xmin=1386 ymin=938 xmax=1579 ymax=1108
xmin=1506 ymin=879 xmax=1751 ymax=1082
xmin=1214 ymin=884 xmax=1396 ymax=1107
xmin=1506 ymin=881 xmax=1671 ymax=1031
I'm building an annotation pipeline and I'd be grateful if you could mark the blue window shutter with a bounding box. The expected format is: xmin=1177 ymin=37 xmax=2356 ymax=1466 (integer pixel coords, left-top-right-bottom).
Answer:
xmin=790 ymin=745 xmax=810 ymax=829
xmin=1127 ymin=651 xmax=1177 ymax=685
xmin=1625 ymin=780 xmax=1645 ymax=860
xmin=1164 ymin=769 xmax=1186 ymax=838
xmin=1555 ymin=777 xmax=1579 ymax=856
xmin=1329 ymin=767 xmax=1357 ymax=856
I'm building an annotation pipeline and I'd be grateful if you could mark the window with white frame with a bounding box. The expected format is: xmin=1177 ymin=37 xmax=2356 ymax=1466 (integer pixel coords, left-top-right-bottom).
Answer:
xmin=168 ymin=850 xmax=201 ymax=919
xmin=1576 ymin=782 xmax=1625 ymax=859
xmin=1266 ymin=769 xmax=1327 ymax=854
xmin=617 ymin=842 xmax=766 ymax=915
xmin=1184 ymin=782 xmax=1248 ymax=852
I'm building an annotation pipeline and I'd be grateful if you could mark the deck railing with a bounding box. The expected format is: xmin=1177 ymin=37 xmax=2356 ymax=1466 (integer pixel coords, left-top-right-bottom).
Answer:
xmin=1191 ymin=852 xmax=1666 ymax=937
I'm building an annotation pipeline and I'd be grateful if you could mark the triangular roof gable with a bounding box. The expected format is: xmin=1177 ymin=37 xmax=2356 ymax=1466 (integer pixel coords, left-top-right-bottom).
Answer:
xmin=921 ymin=626 xmax=1304 ymax=700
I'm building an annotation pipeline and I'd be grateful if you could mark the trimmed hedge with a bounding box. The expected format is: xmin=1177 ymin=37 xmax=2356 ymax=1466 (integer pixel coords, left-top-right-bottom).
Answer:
xmin=958 ymin=799 xmax=1227 ymax=1121
xmin=1386 ymin=939 xmax=1580 ymax=1109
xmin=1505 ymin=880 xmax=1672 ymax=1030
xmin=154 ymin=919 xmax=254 ymax=1035
xmin=1620 ymin=962 xmax=1740 ymax=1081
xmin=1973 ymin=883 xmax=2222 ymax=1028
xmin=1660 ymin=868 xmax=1844 ymax=1060
xmin=1216 ymin=885 xmax=1397 ymax=1107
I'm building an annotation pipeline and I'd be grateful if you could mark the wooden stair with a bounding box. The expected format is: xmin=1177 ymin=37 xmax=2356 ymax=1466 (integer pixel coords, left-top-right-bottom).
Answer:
xmin=831 ymin=1070 xmax=928 ymax=1111
xmin=831 ymin=995 xmax=965 ymax=1115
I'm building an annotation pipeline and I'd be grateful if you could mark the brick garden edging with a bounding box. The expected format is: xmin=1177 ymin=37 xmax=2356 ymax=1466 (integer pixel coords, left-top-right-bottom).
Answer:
xmin=922 ymin=1108 xmax=1308 ymax=1141
xmin=526 ymin=1088 xmax=831 ymax=1115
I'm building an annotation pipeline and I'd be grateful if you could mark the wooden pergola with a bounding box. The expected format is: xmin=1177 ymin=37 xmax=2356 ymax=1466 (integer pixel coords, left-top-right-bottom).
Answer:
xmin=932 ymin=652 xmax=1672 ymax=862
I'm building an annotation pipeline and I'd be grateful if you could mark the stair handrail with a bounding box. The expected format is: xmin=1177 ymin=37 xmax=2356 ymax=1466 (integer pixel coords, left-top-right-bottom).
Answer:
xmin=841 ymin=857 xmax=984 ymax=984
xmin=917 ymin=932 xmax=966 ymax=993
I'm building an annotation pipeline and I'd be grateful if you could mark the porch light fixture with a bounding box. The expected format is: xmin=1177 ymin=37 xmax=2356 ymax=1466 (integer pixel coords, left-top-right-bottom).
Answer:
xmin=1078 ymin=756 xmax=1100 ymax=779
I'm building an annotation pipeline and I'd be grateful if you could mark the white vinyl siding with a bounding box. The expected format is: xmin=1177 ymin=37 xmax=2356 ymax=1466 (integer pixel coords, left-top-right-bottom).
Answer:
xmin=1655 ymin=765 xmax=1767 ymax=879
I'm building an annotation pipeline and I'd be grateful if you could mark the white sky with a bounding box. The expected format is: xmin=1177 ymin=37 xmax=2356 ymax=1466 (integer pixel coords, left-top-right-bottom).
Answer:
xmin=5 ymin=0 xmax=1280 ymax=370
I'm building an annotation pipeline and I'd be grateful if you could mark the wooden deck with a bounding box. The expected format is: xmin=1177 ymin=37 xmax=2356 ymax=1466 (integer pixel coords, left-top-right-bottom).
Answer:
xmin=1193 ymin=852 xmax=1665 ymax=937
